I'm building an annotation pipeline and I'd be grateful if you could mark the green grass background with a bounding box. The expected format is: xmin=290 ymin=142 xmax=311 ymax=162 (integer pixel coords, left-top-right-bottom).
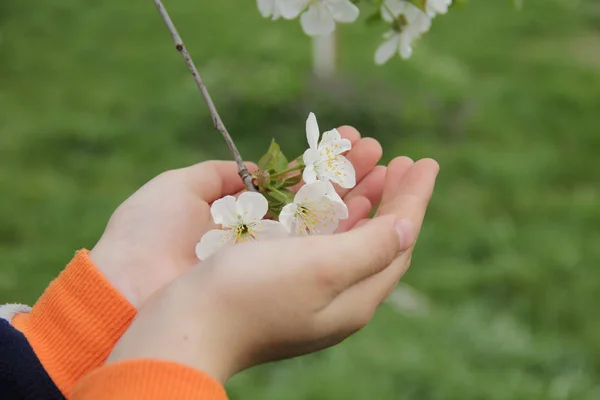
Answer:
xmin=1 ymin=0 xmax=600 ymax=398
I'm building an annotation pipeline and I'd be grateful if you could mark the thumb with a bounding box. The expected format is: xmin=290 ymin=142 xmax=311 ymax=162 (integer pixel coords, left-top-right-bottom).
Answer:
xmin=282 ymin=215 xmax=415 ymax=293
xmin=182 ymin=160 xmax=258 ymax=202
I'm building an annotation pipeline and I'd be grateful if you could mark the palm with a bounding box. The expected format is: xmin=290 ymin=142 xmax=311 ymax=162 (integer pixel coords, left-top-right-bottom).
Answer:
xmin=111 ymin=172 xmax=215 ymax=276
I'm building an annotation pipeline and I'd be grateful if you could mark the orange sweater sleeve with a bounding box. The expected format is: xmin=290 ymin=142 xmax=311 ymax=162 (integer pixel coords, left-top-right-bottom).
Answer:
xmin=11 ymin=249 xmax=137 ymax=398
xmin=72 ymin=360 xmax=228 ymax=400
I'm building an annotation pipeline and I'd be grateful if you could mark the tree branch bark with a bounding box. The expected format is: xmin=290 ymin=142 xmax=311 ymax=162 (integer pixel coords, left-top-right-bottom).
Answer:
xmin=152 ymin=0 xmax=257 ymax=191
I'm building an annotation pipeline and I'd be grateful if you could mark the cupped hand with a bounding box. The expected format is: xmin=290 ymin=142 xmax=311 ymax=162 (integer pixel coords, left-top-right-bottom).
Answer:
xmin=89 ymin=127 xmax=385 ymax=308
xmin=107 ymin=157 xmax=439 ymax=382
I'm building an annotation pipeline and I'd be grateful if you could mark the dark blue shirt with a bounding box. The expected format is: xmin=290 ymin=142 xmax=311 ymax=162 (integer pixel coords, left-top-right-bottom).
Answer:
xmin=0 ymin=318 xmax=63 ymax=399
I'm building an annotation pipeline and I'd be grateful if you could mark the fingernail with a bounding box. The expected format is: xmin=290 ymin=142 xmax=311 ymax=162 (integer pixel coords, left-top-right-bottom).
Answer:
xmin=394 ymin=219 xmax=414 ymax=250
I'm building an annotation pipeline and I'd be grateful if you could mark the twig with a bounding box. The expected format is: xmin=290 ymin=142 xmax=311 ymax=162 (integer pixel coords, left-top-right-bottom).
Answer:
xmin=152 ymin=0 xmax=257 ymax=192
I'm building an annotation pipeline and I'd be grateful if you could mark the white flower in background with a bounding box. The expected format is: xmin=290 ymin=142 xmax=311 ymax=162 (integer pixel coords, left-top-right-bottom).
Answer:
xmin=375 ymin=0 xmax=432 ymax=64
xmin=257 ymin=0 xmax=305 ymax=20
xmin=300 ymin=0 xmax=360 ymax=36
xmin=264 ymin=0 xmax=359 ymax=36
xmin=279 ymin=181 xmax=348 ymax=236
xmin=257 ymin=0 xmax=283 ymax=19
xmin=196 ymin=192 xmax=287 ymax=260
xmin=302 ymin=112 xmax=356 ymax=189
xmin=426 ymin=0 xmax=452 ymax=17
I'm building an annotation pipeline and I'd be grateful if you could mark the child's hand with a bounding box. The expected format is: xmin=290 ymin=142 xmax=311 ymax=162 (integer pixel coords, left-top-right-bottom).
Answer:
xmin=89 ymin=127 xmax=386 ymax=308
xmin=107 ymin=158 xmax=438 ymax=382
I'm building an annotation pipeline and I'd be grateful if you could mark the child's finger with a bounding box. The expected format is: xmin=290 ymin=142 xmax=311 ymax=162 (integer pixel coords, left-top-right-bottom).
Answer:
xmin=340 ymin=165 xmax=387 ymax=206
xmin=338 ymin=157 xmax=413 ymax=232
xmin=376 ymin=156 xmax=415 ymax=215
xmin=282 ymin=215 xmax=410 ymax=296
xmin=336 ymin=125 xmax=362 ymax=144
xmin=335 ymin=196 xmax=372 ymax=233
xmin=333 ymin=137 xmax=382 ymax=199
xmin=376 ymin=158 xmax=439 ymax=235
xmin=323 ymin=160 xmax=439 ymax=329
xmin=183 ymin=160 xmax=258 ymax=202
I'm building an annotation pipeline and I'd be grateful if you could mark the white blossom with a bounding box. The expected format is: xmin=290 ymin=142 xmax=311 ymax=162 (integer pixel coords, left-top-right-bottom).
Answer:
xmin=257 ymin=0 xmax=306 ymax=20
xmin=302 ymin=112 xmax=356 ymax=189
xmin=375 ymin=0 xmax=431 ymax=64
xmin=279 ymin=181 xmax=348 ymax=236
xmin=196 ymin=192 xmax=287 ymax=260
xmin=426 ymin=0 xmax=452 ymax=17
xmin=257 ymin=0 xmax=282 ymax=19
xmin=301 ymin=0 xmax=359 ymax=36
xmin=260 ymin=0 xmax=359 ymax=36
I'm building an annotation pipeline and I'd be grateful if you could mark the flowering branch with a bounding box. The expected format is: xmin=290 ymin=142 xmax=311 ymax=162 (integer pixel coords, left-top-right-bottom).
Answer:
xmin=152 ymin=0 xmax=256 ymax=191
xmin=196 ymin=112 xmax=356 ymax=260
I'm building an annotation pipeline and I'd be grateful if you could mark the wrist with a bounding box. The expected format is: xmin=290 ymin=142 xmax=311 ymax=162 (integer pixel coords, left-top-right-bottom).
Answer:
xmin=89 ymin=242 xmax=142 ymax=309
xmin=11 ymin=250 xmax=137 ymax=396
xmin=107 ymin=282 xmax=240 ymax=384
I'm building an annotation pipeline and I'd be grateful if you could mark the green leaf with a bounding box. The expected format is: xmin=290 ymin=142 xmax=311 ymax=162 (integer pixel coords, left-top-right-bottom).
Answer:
xmin=281 ymin=174 xmax=303 ymax=187
xmin=257 ymin=139 xmax=289 ymax=173
xmin=267 ymin=208 xmax=282 ymax=219
xmin=269 ymin=178 xmax=286 ymax=190
xmin=267 ymin=188 xmax=294 ymax=204
xmin=407 ymin=0 xmax=426 ymax=12
xmin=263 ymin=192 xmax=284 ymax=211
xmin=274 ymin=152 xmax=289 ymax=172
xmin=263 ymin=187 xmax=294 ymax=219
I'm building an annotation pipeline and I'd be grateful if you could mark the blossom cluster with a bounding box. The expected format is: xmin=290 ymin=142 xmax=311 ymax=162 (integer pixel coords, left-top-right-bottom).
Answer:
xmin=256 ymin=0 xmax=452 ymax=65
xmin=196 ymin=113 xmax=356 ymax=261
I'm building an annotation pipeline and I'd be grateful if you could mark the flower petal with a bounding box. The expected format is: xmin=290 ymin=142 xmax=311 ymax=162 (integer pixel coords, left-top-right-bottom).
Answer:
xmin=426 ymin=0 xmax=452 ymax=16
xmin=303 ymin=164 xmax=318 ymax=184
xmin=309 ymin=201 xmax=341 ymax=235
xmin=404 ymin=3 xmax=432 ymax=31
xmin=319 ymin=128 xmax=342 ymax=143
xmin=320 ymin=129 xmax=352 ymax=154
xmin=196 ymin=229 xmax=230 ymax=260
xmin=331 ymin=197 xmax=349 ymax=219
xmin=306 ymin=112 xmax=320 ymax=150
xmin=300 ymin=3 xmax=336 ymax=36
xmin=375 ymin=33 xmax=400 ymax=65
xmin=320 ymin=155 xmax=356 ymax=189
xmin=254 ymin=219 xmax=289 ymax=239
xmin=327 ymin=0 xmax=359 ymax=23
xmin=295 ymin=180 xmax=329 ymax=202
xmin=299 ymin=182 xmax=348 ymax=234
xmin=320 ymin=138 xmax=352 ymax=155
xmin=302 ymin=148 xmax=320 ymax=184
xmin=279 ymin=203 xmax=298 ymax=234
xmin=324 ymin=180 xmax=344 ymax=205
xmin=257 ymin=0 xmax=275 ymax=18
xmin=279 ymin=0 xmax=308 ymax=19
xmin=303 ymin=148 xmax=321 ymax=165
xmin=314 ymin=215 xmax=340 ymax=234
xmin=279 ymin=203 xmax=310 ymax=236
xmin=210 ymin=195 xmax=238 ymax=227
xmin=236 ymin=192 xmax=269 ymax=223
xmin=381 ymin=0 xmax=408 ymax=23
xmin=318 ymin=181 xmax=349 ymax=219
xmin=272 ymin=4 xmax=282 ymax=20
xmin=399 ymin=38 xmax=414 ymax=59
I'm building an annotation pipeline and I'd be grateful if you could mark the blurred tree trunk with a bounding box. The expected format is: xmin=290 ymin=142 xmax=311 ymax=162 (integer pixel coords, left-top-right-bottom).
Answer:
xmin=312 ymin=29 xmax=338 ymax=79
